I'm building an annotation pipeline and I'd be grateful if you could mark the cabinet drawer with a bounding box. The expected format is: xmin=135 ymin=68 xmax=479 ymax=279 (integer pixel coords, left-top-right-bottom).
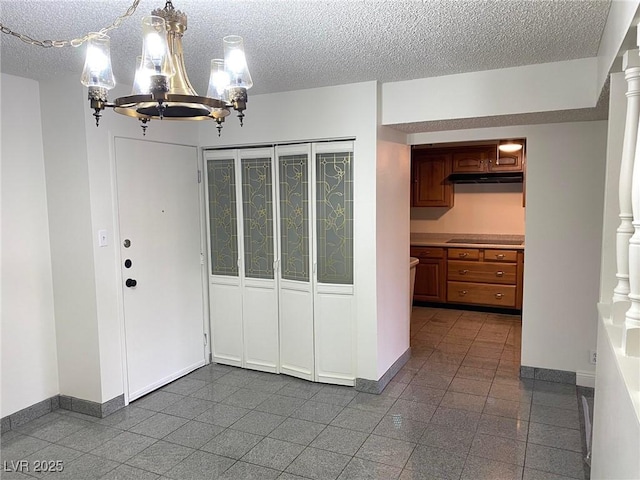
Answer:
xmin=448 ymin=248 xmax=480 ymax=261
xmin=410 ymin=247 xmax=444 ymax=259
xmin=483 ymin=249 xmax=518 ymax=262
xmin=448 ymin=261 xmax=517 ymax=285
xmin=447 ymin=281 xmax=516 ymax=307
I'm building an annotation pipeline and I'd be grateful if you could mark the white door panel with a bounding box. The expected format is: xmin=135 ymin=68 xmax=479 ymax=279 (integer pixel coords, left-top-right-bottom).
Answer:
xmin=115 ymin=138 xmax=205 ymax=400
xmin=243 ymin=283 xmax=279 ymax=372
xmin=275 ymin=144 xmax=315 ymax=380
xmin=210 ymin=281 xmax=243 ymax=366
xmin=315 ymin=293 xmax=355 ymax=385
xmin=279 ymin=285 xmax=314 ymax=380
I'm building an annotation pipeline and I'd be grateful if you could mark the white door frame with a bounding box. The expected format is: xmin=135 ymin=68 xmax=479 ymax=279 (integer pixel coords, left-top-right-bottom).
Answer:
xmin=111 ymin=136 xmax=209 ymax=405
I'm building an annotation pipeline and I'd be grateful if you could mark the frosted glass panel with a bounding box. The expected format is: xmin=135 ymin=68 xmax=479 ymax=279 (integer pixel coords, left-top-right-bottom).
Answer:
xmin=241 ymin=157 xmax=274 ymax=279
xmin=279 ymin=154 xmax=309 ymax=282
xmin=207 ymin=159 xmax=239 ymax=276
xmin=316 ymin=151 xmax=353 ymax=284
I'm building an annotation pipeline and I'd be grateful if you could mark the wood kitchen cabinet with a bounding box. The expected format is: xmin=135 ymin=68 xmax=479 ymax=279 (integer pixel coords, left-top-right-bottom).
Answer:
xmin=411 ymin=244 xmax=524 ymax=311
xmin=446 ymin=248 xmax=524 ymax=309
xmin=411 ymin=151 xmax=453 ymax=207
xmin=410 ymin=247 xmax=446 ymax=302
xmin=451 ymin=145 xmax=524 ymax=174
xmin=451 ymin=147 xmax=495 ymax=173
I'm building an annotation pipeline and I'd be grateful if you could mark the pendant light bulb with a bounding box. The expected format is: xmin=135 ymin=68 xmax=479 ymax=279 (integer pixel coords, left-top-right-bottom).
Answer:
xmin=81 ymin=33 xmax=115 ymax=89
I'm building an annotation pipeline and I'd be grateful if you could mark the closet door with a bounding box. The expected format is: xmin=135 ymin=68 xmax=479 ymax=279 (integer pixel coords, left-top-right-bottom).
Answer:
xmin=276 ymin=144 xmax=315 ymax=381
xmin=238 ymin=148 xmax=279 ymax=372
xmin=313 ymin=141 xmax=356 ymax=385
xmin=205 ymin=150 xmax=243 ymax=366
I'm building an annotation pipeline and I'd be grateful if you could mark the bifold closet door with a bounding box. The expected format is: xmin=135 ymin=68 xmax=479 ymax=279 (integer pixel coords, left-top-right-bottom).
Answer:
xmin=313 ymin=141 xmax=356 ymax=385
xmin=276 ymin=145 xmax=315 ymax=381
xmin=238 ymin=148 xmax=279 ymax=372
xmin=206 ymin=151 xmax=243 ymax=367
xmin=205 ymin=148 xmax=279 ymax=372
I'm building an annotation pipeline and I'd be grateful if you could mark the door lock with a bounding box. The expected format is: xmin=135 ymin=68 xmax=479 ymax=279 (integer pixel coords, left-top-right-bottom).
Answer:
xmin=125 ymin=278 xmax=137 ymax=288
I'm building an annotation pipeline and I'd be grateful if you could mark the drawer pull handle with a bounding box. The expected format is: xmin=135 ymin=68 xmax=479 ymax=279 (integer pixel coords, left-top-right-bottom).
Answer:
xmin=495 ymin=254 xmax=505 ymax=259
xmin=459 ymin=290 xmax=468 ymax=296
xmin=495 ymin=271 xmax=504 ymax=277
xmin=459 ymin=269 xmax=468 ymax=275
xmin=459 ymin=253 xmax=469 ymax=258
xmin=495 ymin=293 xmax=503 ymax=299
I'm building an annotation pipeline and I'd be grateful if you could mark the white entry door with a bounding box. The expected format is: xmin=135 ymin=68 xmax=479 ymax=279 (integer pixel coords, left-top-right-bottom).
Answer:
xmin=115 ymin=137 xmax=206 ymax=400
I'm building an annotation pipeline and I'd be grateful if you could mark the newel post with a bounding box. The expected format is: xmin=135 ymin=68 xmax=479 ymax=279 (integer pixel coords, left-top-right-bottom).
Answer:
xmin=613 ymin=50 xmax=640 ymax=307
xmin=623 ymin=49 xmax=640 ymax=356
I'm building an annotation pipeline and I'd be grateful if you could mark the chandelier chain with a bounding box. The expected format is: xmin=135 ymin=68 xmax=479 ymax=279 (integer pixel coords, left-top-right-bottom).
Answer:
xmin=0 ymin=0 xmax=142 ymax=48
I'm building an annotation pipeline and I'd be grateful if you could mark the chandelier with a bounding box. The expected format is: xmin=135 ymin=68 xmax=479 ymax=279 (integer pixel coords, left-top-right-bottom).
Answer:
xmin=83 ymin=1 xmax=252 ymax=135
xmin=1 ymin=0 xmax=252 ymax=136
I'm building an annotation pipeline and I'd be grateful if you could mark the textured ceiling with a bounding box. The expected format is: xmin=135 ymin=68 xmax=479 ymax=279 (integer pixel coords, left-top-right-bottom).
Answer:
xmin=0 ymin=0 xmax=613 ymax=127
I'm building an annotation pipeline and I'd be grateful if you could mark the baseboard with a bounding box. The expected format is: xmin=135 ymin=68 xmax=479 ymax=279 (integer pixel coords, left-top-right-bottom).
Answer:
xmin=576 ymin=371 xmax=596 ymax=388
xmin=1 ymin=394 xmax=125 ymax=433
xmin=0 ymin=396 xmax=59 ymax=434
xmin=520 ymin=365 xmax=576 ymax=384
xmin=355 ymin=347 xmax=411 ymax=394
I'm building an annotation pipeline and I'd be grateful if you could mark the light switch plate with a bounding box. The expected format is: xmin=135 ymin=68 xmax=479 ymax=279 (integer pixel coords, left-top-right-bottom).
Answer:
xmin=98 ymin=229 xmax=108 ymax=247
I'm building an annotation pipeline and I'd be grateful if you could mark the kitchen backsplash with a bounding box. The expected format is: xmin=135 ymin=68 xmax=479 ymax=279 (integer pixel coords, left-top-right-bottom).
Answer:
xmin=410 ymin=183 xmax=525 ymax=234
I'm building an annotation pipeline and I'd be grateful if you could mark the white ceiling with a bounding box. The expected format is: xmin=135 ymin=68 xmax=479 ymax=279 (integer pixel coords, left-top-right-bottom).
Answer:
xmin=0 ymin=0 xmax=613 ymax=128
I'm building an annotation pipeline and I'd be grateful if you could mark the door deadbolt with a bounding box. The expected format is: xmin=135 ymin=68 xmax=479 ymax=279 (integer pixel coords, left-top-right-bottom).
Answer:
xmin=124 ymin=259 xmax=132 ymax=268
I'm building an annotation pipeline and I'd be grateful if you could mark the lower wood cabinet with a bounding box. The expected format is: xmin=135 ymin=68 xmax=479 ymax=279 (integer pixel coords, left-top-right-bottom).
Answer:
xmin=411 ymin=247 xmax=446 ymax=302
xmin=447 ymin=281 xmax=517 ymax=307
xmin=411 ymin=245 xmax=524 ymax=310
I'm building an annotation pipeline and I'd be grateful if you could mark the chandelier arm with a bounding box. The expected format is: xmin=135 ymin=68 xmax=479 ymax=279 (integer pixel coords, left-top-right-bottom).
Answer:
xmin=0 ymin=0 xmax=141 ymax=48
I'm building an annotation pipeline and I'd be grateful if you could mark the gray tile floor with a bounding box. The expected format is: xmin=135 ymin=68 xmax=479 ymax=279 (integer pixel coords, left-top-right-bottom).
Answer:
xmin=1 ymin=307 xmax=589 ymax=480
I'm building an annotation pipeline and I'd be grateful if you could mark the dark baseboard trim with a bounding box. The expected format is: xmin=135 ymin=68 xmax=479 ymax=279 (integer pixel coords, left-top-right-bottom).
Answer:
xmin=1 ymin=396 xmax=59 ymax=434
xmin=1 ymin=394 xmax=125 ymax=433
xmin=59 ymin=394 xmax=125 ymax=418
xmin=355 ymin=348 xmax=411 ymax=394
xmin=520 ymin=365 xmax=576 ymax=385
xmin=413 ymin=301 xmax=521 ymax=316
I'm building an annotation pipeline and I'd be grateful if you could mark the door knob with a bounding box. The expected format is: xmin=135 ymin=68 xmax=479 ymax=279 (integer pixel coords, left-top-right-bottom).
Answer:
xmin=125 ymin=278 xmax=137 ymax=288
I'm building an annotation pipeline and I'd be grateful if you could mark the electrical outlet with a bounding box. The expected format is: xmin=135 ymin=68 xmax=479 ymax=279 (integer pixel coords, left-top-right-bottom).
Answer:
xmin=589 ymin=349 xmax=597 ymax=365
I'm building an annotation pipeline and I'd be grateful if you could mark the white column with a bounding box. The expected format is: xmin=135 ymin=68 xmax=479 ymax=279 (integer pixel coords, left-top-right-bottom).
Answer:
xmin=614 ymin=50 xmax=640 ymax=306
xmin=623 ymin=47 xmax=640 ymax=356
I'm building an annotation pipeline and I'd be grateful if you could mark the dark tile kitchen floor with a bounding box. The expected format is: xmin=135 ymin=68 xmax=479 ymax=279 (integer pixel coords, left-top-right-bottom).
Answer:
xmin=1 ymin=307 xmax=589 ymax=479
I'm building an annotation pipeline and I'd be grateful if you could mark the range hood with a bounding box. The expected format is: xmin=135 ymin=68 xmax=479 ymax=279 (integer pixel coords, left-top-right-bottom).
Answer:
xmin=448 ymin=172 xmax=524 ymax=184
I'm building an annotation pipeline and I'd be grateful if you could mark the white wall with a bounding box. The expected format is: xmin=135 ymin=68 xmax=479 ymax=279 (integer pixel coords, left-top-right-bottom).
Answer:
xmin=599 ymin=72 xmax=627 ymax=302
xmin=410 ymin=121 xmax=607 ymax=378
xmin=591 ymin=315 xmax=640 ymax=479
xmin=1 ymin=74 xmax=59 ymax=416
xmin=596 ymin=0 xmax=640 ymax=92
xmin=411 ymin=183 xmax=525 ymax=235
xmin=591 ymin=65 xmax=640 ymax=479
xmin=39 ymin=77 xmax=103 ymax=402
xmin=376 ymin=126 xmax=411 ymax=378
xmin=199 ymin=82 xmax=382 ymax=380
xmin=383 ymin=58 xmax=599 ymax=125
xmin=38 ymin=77 xmax=200 ymax=404
xmin=82 ymin=83 xmax=199 ymax=402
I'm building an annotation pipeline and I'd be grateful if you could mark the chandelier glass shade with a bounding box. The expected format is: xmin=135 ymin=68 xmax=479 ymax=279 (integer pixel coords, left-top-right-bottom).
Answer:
xmin=82 ymin=1 xmax=252 ymax=135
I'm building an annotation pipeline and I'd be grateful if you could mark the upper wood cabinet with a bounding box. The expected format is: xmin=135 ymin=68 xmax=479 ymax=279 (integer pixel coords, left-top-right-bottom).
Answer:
xmin=411 ymin=151 xmax=453 ymax=207
xmin=494 ymin=149 xmax=524 ymax=172
xmin=452 ymin=147 xmax=495 ymax=173
xmin=452 ymin=145 xmax=524 ymax=173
